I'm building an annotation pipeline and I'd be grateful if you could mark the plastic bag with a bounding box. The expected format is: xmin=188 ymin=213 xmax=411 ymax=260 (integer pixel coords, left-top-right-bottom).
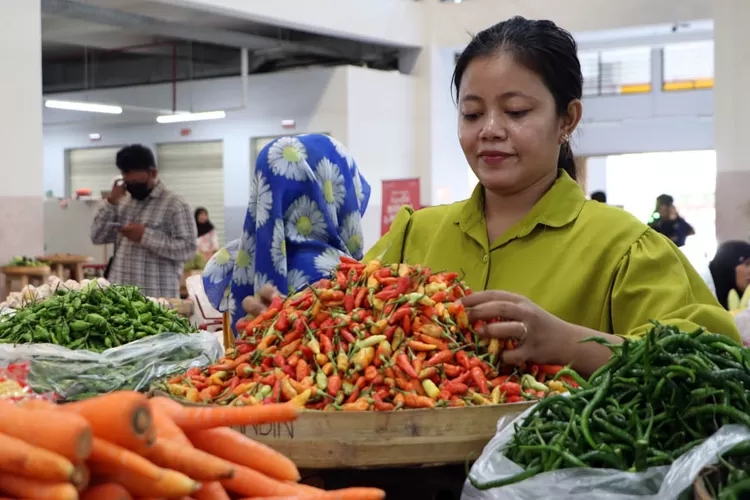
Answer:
xmin=0 ymin=362 xmax=58 ymax=402
xmin=462 ymin=404 xmax=750 ymax=500
xmin=0 ymin=332 xmax=222 ymax=401
xmin=734 ymin=308 xmax=750 ymax=347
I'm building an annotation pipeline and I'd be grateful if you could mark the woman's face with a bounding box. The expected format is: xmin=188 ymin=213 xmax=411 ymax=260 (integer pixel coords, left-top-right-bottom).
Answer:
xmin=735 ymin=260 xmax=750 ymax=292
xmin=457 ymin=52 xmax=579 ymax=195
xmin=197 ymin=211 xmax=208 ymax=224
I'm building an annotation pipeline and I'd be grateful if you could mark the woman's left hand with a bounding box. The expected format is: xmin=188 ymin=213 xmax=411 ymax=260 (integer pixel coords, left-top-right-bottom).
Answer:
xmin=460 ymin=290 xmax=575 ymax=366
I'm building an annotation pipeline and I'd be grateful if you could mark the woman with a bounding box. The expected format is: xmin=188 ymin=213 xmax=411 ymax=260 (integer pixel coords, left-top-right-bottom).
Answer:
xmin=247 ymin=17 xmax=738 ymax=378
xmin=195 ymin=207 xmax=220 ymax=262
xmin=202 ymin=134 xmax=370 ymax=331
xmin=709 ymin=241 xmax=750 ymax=310
xmin=648 ymin=194 xmax=695 ymax=247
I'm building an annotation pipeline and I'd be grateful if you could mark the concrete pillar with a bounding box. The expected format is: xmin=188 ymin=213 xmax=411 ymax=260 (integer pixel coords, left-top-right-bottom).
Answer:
xmin=714 ymin=0 xmax=750 ymax=241
xmin=0 ymin=0 xmax=44 ymax=262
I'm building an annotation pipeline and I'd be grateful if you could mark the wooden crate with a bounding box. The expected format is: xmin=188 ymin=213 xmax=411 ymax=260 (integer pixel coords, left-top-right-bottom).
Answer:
xmin=231 ymin=403 xmax=531 ymax=469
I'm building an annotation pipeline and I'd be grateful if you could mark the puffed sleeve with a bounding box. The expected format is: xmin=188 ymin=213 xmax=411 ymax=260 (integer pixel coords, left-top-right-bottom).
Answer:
xmin=363 ymin=206 xmax=414 ymax=264
xmin=611 ymin=229 xmax=740 ymax=342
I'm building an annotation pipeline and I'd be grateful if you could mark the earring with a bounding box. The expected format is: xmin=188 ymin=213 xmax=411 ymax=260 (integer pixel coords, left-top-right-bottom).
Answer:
xmin=561 ymin=133 xmax=570 ymax=144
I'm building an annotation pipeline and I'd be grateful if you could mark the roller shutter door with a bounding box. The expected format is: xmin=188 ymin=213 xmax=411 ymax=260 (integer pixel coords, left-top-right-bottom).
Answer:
xmin=156 ymin=141 xmax=225 ymax=245
xmin=67 ymin=147 xmax=122 ymax=198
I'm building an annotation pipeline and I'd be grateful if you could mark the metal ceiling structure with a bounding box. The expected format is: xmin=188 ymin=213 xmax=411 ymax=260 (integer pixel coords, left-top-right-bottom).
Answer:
xmin=41 ymin=0 xmax=405 ymax=93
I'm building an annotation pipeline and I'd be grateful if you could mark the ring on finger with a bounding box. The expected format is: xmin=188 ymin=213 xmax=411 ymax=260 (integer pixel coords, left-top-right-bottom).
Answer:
xmin=519 ymin=322 xmax=529 ymax=342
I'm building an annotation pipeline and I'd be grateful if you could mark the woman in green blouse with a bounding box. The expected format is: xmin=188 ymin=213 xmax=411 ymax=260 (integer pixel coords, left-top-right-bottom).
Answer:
xmin=246 ymin=17 xmax=738 ymax=378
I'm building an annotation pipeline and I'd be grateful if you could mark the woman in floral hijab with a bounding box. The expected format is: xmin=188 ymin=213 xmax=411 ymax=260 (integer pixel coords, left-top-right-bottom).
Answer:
xmin=202 ymin=134 xmax=371 ymax=333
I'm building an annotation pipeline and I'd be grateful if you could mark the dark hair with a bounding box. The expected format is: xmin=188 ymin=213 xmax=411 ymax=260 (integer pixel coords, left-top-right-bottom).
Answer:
xmin=709 ymin=240 xmax=750 ymax=309
xmin=116 ymin=144 xmax=156 ymax=172
xmin=452 ymin=16 xmax=583 ymax=181
xmin=591 ymin=191 xmax=607 ymax=203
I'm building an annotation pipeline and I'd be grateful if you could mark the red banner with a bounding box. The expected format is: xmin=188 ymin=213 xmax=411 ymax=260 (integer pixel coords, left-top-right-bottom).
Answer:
xmin=381 ymin=178 xmax=421 ymax=235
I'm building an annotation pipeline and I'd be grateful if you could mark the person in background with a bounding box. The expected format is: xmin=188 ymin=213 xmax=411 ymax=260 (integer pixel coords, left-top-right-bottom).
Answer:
xmin=91 ymin=144 xmax=197 ymax=298
xmin=590 ymin=190 xmax=607 ymax=203
xmin=195 ymin=207 xmax=219 ymax=261
xmin=648 ymin=194 xmax=695 ymax=247
xmin=202 ymin=134 xmax=371 ymax=331
xmin=709 ymin=241 xmax=750 ymax=310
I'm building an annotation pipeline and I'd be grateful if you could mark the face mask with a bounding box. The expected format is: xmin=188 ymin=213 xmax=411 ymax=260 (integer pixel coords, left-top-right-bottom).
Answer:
xmin=126 ymin=182 xmax=152 ymax=201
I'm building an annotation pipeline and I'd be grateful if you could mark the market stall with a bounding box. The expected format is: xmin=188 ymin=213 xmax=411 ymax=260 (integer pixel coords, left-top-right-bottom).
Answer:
xmin=1 ymin=257 xmax=750 ymax=499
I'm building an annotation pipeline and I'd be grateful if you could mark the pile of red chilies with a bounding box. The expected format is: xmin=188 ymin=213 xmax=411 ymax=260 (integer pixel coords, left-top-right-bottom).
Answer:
xmin=166 ymin=257 xmax=573 ymax=410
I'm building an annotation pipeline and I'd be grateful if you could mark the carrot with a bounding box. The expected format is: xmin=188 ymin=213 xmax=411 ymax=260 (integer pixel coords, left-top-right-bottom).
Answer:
xmin=0 ymin=432 xmax=75 ymax=482
xmin=89 ymin=438 xmax=164 ymax=481
xmin=149 ymin=404 xmax=191 ymax=447
xmin=148 ymin=438 xmax=235 ymax=481
xmin=62 ymin=391 xmax=154 ymax=453
xmin=88 ymin=462 xmax=200 ymax=497
xmin=188 ymin=428 xmax=299 ymax=482
xmin=17 ymin=399 xmax=58 ymax=411
xmin=240 ymin=487 xmax=386 ymax=500
xmin=194 ymin=481 xmax=230 ymax=500
xmin=152 ymin=397 xmax=297 ymax=432
xmin=0 ymin=401 xmax=92 ymax=461
xmin=81 ymin=483 xmax=133 ymax=500
xmin=0 ymin=472 xmax=78 ymax=500
xmin=221 ymin=464 xmax=299 ymax=497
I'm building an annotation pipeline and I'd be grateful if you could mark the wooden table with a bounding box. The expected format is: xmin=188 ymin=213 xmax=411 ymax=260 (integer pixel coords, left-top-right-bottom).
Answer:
xmin=38 ymin=255 xmax=92 ymax=282
xmin=0 ymin=266 xmax=51 ymax=294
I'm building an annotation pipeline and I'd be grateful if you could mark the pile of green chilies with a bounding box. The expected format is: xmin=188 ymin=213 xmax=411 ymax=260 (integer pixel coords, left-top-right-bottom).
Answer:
xmin=0 ymin=284 xmax=196 ymax=351
xmin=469 ymin=323 xmax=750 ymax=495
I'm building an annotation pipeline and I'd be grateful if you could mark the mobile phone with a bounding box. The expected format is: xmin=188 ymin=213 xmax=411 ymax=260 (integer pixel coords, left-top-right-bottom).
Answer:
xmin=106 ymin=222 xmax=123 ymax=230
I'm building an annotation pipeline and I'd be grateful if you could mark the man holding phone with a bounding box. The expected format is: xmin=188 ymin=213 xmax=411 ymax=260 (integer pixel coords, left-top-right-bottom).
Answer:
xmin=91 ymin=145 xmax=197 ymax=298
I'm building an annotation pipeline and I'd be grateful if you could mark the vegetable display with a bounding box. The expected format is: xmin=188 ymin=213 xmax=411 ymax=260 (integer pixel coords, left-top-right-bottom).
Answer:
xmin=468 ymin=323 xmax=750 ymax=497
xmin=0 ymin=282 xmax=196 ymax=351
xmin=0 ymin=391 xmax=385 ymax=499
xmin=7 ymin=256 xmax=47 ymax=268
xmin=163 ymin=257 xmax=567 ymax=409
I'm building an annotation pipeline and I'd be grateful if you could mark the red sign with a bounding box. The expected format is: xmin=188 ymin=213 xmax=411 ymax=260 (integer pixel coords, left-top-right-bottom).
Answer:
xmin=381 ymin=178 xmax=421 ymax=235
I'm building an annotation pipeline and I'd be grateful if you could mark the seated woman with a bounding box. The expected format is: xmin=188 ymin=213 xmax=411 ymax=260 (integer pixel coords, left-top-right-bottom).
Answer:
xmin=709 ymin=240 xmax=750 ymax=310
xmin=245 ymin=17 xmax=738 ymax=378
xmin=202 ymin=134 xmax=371 ymax=332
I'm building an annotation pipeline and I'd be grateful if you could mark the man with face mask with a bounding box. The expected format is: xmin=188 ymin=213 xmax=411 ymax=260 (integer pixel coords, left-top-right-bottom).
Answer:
xmin=91 ymin=144 xmax=197 ymax=298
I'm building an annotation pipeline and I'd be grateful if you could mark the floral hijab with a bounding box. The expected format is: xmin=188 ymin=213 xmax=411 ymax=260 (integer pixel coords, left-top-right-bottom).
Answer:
xmin=202 ymin=134 xmax=371 ymax=332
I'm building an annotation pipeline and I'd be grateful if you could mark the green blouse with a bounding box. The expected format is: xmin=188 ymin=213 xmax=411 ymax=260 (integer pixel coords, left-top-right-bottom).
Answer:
xmin=365 ymin=172 xmax=740 ymax=342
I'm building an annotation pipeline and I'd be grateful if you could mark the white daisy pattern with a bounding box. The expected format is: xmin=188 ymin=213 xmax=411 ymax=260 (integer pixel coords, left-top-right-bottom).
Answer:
xmin=314 ymin=247 xmax=346 ymax=275
xmin=232 ymin=231 xmax=255 ymax=286
xmin=204 ymin=248 xmax=233 ymax=284
xmin=287 ymin=268 xmax=309 ymax=295
xmin=219 ymin=288 xmax=237 ymax=318
xmin=254 ymin=272 xmax=272 ymax=292
xmin=284 ymin=196 xmax=328 ymax=242
xmin=340 ymin=212 xmax=364 ymax=256
xmin=315 ymin=157 xmax=346 ymax=225
xmin=270 ymin=220 xmax=287 ymax=275
xmin=248 ymin=169 xmax=273 ymax=229
xmin=268 ymin=136 xmax=310 ymax=181
xmin=328 ymin=136 xmax=353 ymax=169
xmin=352 ymin=169 xmax=365 ymax=207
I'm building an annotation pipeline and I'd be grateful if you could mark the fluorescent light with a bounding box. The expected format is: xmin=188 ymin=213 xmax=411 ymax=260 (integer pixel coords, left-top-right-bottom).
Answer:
xmin=156 ymin=110 xmax=226 ymax=124
xmin=88 ymin=133 xmax=101 ymax=141
xmin=45 ymin=100 xmax=123 ymax=114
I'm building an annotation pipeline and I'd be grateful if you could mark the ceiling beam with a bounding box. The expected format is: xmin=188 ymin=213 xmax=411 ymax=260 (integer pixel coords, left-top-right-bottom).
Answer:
xmin=41 ymin=0 xmax=344 ymax=59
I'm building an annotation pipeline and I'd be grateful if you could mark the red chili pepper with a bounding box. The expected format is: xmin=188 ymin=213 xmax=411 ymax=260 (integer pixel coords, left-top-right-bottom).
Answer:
xmin=443 ymin=363 xmax=463 ymax=378
xmin=341 ymin=328 xmax=357 ymax=344
xmin=364 ymin=365 xmax=379 ymax=382
xmin=499 ymin=381 xmax=522 ymax=397
xmin=419 ymin=335 xmax=449 ymax=351
xmin=282 ymin=366 xmax=296 ymax=379
xmin=540 ymin=365 xmax=564 ymax=376
xmin=346 ymin=385 xmax=361 ymax=403
xmin=319 ymin=334 xmax=334 ymax=355
xmin=272 ymin=379 xmax=282 ymax=402
xmin=442 ymin=272 xmax=458 ymax=282
xmin=389 ymin=304 xmax=412 ymax=325
xmin=344 ymin=293 xmax=355 ymax=313
xmin=425 ymin=350 xmax=454 ymax=367
xmin=354 ymin=287 xmax=367 ymax=308
xmin=327 ymin=374 xmax=342 ymax=397
xmin=336 ymin=271 xmax=348 ymax=289
xmin=444 ymin=381 xmax=469 ymax=395
xmin=339 ymin=255 xmax=361 ymax=266
xmin=375 ymin=288 xmax=399 ymax=301
xmin=452 ymin=371 xmax=472 ymax=385
xmin=384 ymin=325 xmax=397 ymax=341
xmin=456 ymin=350 xmax=471 ymax=370
xmin=421 ymin=305 xmax=437 ymax=319
xmin=261 ymin=357 xmax=274 ymax=369
xmin=373 ymin=401 xmax=395 ymax=411
xmin=273 ymin=353 xmax=286 ymax=368
xmin=402 ymin=314 xmax=412 ymax=335
xmin=430 ymin=291 xmax=447 ymax=303
xmin=274 ymin=311 xmax=290 ymax=332
xmin=396 ymin=353 xmax=419 ymax=379
xmin=470 ymin=366 xmax=489 ymax=395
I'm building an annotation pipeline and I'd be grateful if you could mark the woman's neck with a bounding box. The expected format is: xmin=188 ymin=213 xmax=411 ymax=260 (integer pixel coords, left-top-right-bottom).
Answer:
xmin=483 ymin=169 xmax=558 ymax=244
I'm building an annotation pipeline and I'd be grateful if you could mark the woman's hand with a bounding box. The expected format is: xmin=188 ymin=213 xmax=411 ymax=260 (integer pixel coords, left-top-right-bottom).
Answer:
xmin=460 ymin=290 xmax=621 ymax=376
xmin=241 ymin=284 xmax=279 ymax=316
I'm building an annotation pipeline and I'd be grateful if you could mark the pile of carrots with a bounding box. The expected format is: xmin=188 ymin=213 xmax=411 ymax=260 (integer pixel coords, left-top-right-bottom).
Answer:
xmin=0 ymin=390 xmax=384 ymax=499
xmin=165 ymin=258 xmax=569 ymax=410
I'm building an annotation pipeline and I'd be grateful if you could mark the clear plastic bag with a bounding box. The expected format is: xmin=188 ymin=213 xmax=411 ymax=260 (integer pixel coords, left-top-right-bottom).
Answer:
xmin=0 ymin=332 xmax=222 ymax=401
xmin=462 ymin=405 xmax=750 ymax=500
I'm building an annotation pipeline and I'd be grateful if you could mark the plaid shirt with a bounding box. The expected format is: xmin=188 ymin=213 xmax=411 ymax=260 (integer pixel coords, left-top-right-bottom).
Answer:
xmin=91 ymin=182 xmax=197 ymax=298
